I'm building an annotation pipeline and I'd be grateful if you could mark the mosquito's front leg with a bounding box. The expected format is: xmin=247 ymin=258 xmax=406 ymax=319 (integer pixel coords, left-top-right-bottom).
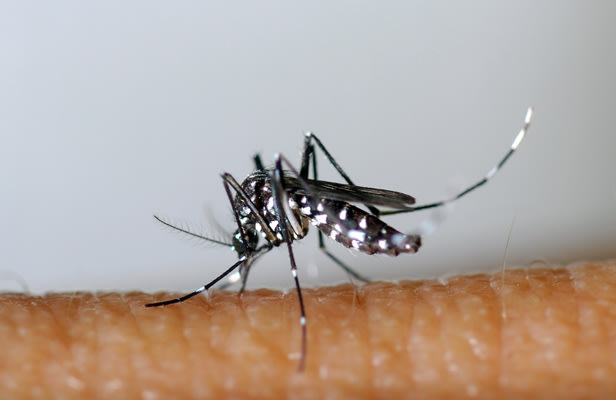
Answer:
xmin=145 ymin=257 xmax=246 ymax=307
xmin=220 ymin=172 xmax=283 ymax=291
xmin=221 ymin=173 xmax=279 ymax=244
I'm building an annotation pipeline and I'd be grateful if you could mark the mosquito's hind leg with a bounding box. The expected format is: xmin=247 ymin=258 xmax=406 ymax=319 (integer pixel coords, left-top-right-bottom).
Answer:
xmin=317 ymin=230 xmax=371 ymax=283
xmin=380 ymin=107 xmax=534 ymax=216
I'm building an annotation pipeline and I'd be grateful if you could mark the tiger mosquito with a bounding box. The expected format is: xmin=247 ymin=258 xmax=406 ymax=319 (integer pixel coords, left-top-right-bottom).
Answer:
xmin=147 ymin=107 xmax=534 ymax=371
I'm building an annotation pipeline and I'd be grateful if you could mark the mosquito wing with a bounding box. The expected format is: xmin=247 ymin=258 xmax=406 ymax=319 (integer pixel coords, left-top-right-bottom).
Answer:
xmin=283 ymin=176 xmax=416 ymax=209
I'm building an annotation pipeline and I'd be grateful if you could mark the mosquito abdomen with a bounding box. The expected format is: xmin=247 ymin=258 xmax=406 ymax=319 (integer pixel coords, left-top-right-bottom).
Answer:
xmin=296 ymin=196 xmax=421 ymax=256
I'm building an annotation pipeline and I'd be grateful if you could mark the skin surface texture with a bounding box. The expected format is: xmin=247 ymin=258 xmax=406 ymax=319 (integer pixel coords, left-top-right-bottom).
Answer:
xmin=1 ymin=261 xmax=615 ymax=399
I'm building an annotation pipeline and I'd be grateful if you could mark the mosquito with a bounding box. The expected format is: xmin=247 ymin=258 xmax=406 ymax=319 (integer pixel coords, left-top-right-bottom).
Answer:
xmin=146 ymin=107 xmax=534 ymax=371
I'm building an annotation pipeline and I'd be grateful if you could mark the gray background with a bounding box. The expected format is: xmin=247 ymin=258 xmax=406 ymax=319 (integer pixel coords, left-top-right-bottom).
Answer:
xmin=2 ymin=2 xmax=615 ymax=294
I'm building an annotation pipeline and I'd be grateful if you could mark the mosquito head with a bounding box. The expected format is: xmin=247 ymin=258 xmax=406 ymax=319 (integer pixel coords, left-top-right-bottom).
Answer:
xmin=231 ymin=228 xmax=259 ymax=256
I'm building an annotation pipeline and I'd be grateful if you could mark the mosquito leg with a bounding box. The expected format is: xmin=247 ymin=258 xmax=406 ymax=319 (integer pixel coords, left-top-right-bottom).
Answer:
xmin=317 ymin=230 xmax=371 ymax=283
xmin=308 ymin=143 xmax=370 ymax=281
xmin=238 ymin=263 xmax=251 ymax=294
xmin=302 ymin=132 xmax=357 ymax=185
xmin=215 ymin=264 xmax=247 ymax=292
xmin=145 ymin=258 xmax=246 ymax=307
xmin=301 ymin=144 xmax=373 ymax=281
xmin=271 ymin=154 xmax=308 ymax=371
xmin=220 ymin=173 xmax=283 ymax=292
xmin=222 ymin=177 xmax=251 ymax=245
xmin=221 ymin=244 xmax=272 ymax=293
xmin=146 ymin=171 xmax=266 ymax=306
xmin=279 ymin=153 xmax=373 ymax=282
xmin=299 ymin=135 xmax=315 ymax=179
xmin=302 ymin=132 xmax=381 ymax=216
xmin=380 ymin=107 xmax=534 ymax=216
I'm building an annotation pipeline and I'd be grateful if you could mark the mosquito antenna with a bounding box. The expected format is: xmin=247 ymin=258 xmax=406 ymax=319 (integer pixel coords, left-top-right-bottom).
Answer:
xmin=203 ymin=205 xmax=232 ymax=239
xmin=153 ymin=215 xmax=233 ymax=247
xmin=381 ymin=107 xmax=533 ymax=216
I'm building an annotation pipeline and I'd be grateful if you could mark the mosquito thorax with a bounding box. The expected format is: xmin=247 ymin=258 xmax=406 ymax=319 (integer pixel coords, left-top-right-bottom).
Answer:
xmin=233 ymin=170 xmax=304 ymax=246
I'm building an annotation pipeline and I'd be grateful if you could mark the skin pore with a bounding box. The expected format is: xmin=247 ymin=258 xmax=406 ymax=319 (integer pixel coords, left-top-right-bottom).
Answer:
xmin=2 ymin=261 xmax=615 ymax=399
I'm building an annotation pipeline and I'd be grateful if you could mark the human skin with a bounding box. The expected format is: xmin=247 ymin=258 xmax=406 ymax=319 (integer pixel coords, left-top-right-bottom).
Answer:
xmin=1 ymin=261 xmax=615 ymax=399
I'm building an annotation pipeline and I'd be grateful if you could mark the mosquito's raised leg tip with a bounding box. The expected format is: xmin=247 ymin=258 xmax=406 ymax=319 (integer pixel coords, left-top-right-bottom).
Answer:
xmin=525 ymin=107 xmax=534 ymax=122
